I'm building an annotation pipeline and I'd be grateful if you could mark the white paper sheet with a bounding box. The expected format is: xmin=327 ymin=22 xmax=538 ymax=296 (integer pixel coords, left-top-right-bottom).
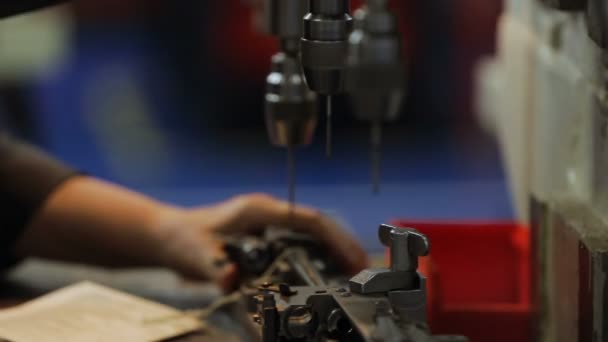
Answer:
xmin=0 ymin=281 xmax=203 ymax=342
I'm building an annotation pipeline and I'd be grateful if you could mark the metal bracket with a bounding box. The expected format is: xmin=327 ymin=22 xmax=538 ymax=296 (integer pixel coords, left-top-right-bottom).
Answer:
xmin=349 ymin=225 xmax=429 ymax=294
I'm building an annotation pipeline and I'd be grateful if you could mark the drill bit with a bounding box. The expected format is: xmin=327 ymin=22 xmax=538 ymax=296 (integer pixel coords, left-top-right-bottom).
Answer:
xmin=371 ymin=121 xmax=382 ymax=194
xmin=326 ymin=96 xmax=332 ymax=158
xmin=287 ymin=144 xmax=296 ymax=214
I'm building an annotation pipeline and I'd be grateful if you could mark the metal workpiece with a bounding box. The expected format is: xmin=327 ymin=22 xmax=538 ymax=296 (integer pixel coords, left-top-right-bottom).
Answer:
xmin=388 ymin=285 xmax=428 ymax=323
xmin=370 ymin=314 xmax=408 ymax=342
xmin=379 ymin=224 xmax=430 ymax=272
xmin=327 ymin=308 xmax=353 ymax=335
xmin=349 ymin=268 xmax=417 ymax=294
xmin=253 ymin=284 xmax=436 ymax=341
xmin=284 ymin=250 xmax=327 ymax=287
xmin=281 ymin=305 xmax=316 ymax=339
xmin=224 ymin=236 xmax=273 ymax=276
xmin=224 ymin=229 xmax=342 ymax=285
xmin=587 ymin=0 xmax=608 ymax=48
xmin=301 ymin=0 xmax=353 ymax=95
xmin=265 ymin=53 xmax=317 ymax=148
xmin=260 ymin=293 xmax=279 ymax=342
xmin=350 ymin=225 xmax=429 ymax=295
xmin=244 ymin=224 xmax=467 ymax=341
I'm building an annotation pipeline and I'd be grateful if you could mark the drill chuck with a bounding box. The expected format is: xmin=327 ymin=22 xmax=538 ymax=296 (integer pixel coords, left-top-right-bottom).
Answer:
xmin=301 ymin=0 xmax=353 ymax=95
xmin=265 ymin=52 xmax=317 ymax=147
xmin=347 ymin=3 xmax=406 ymax=122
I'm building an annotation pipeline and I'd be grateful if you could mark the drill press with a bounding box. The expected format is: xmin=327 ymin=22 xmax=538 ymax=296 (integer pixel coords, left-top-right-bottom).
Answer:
xmin=261 ymin=0 xmax=317 ymax=206
xmin=300 ymin=0 xmax=353 ymax=157
xmin=259 ymin=0 xmax=404 ymax=198
xmin=347 ymin=0 xmax=406 ymax=193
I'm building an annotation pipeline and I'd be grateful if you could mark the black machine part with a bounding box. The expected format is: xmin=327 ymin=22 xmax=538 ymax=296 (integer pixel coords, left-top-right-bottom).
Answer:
xmin=349 ymin=225 xmax=429 ymax=295
xmin=223 ymin=228 xmax=342 ymax=284
xmin=247 ymin=224 xmax=468 ymax=342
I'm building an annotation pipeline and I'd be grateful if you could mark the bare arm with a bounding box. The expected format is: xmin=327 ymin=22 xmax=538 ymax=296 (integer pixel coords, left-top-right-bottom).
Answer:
xmin=14 ymin=177 xmax=369 ymax=291
xmin=13 ymin=177 xmax=174 ymax=268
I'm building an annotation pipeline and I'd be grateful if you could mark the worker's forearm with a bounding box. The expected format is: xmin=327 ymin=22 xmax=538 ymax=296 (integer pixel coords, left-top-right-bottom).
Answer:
xmin=13 ymin=176 xmax=179 ymax=268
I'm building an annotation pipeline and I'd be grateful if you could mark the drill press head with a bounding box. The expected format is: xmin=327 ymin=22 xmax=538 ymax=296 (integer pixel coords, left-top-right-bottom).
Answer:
xmin=301 ymin=0 xmax=353 ymax=95
xmin=260 ymin=0 xmax=317 ymax=148
xmin=346 ymin=0 xmax=406 ymax=193
xmin=347 ymin=0 xmax=406 ymax=123
xmin=265 ymin=52 xmax=317 ymax=148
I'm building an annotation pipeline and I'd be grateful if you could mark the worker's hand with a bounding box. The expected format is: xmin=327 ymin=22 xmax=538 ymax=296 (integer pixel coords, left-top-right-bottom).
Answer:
xmin=155 ymin=194 xmax=368 ymax=291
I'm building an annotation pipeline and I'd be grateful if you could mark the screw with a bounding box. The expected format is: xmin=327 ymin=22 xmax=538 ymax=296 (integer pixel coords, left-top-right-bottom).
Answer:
xmin=340 ymin=293 xmax=352 ymax=298
xmin=315 ymin=290 xmax=327 ymax=294
xmin=336 ymin=288 xmax=347 ymax=293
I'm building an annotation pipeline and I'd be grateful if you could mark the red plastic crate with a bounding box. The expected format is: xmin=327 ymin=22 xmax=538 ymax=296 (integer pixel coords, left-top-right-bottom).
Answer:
xmin=392 ymin=220 xmax=532 ymax=342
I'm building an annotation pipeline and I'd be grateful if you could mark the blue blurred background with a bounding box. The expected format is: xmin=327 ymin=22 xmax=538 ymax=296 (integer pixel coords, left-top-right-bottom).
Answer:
xmin=0 ymin=0 xmax=511 ymax=251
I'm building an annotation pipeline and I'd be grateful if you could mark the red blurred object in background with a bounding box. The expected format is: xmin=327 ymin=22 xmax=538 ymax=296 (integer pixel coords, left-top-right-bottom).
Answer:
xmin=391 ymin=220 xmax=532 ymax=342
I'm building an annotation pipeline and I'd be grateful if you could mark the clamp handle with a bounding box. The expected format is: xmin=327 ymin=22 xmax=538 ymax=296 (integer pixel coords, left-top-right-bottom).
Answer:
xmin=378 ymin=224 xmax=429 ymax=272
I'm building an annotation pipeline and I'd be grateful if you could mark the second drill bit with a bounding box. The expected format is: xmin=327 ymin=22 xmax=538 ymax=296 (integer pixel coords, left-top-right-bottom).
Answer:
xmin=258 ymin=0 xmax=317 ymax=220
xmin=326 ymin=96 xmax=333 ymax=158
xmin=287 ymin=144 xmax=296 ymax=214
xmin=300 ymin=0 xmax=352 ymax=159
xmin=347 ymin=1 xmax=406 ymax=194
xmin=371 ymin=121 xmax=382 ymax=194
